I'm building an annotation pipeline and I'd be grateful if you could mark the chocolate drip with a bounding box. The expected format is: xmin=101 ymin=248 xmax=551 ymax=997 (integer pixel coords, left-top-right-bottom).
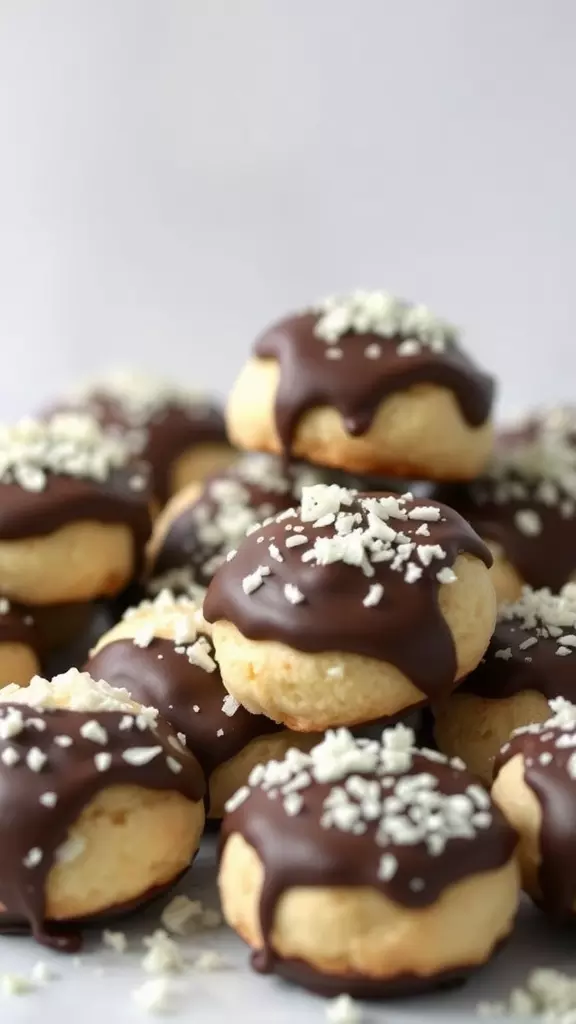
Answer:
xmin=86 ymin=638 xmax=282 ymax=780
xmin=0 ymin=705 xmax=204 ymax=948
xmin=222 ymin=753 xmax=515 ymax=988
xmin=436 ymin=480 xmax=576 ymax=593
xmin=254 ymin=312 xmax=494 ymax=452
xmin=461 ymin=622 xmax=576 ymax=701
xmin=0 ymin=470 xmax=151 ymax=576
xmin=496 ymin=733 xmax=576 ymax=919
xmin=204 ymin=495 xmax=492 ymax=700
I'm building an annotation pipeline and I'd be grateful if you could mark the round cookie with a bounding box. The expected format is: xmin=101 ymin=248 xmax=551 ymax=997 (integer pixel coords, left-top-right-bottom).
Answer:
xmin=0 ymin=668 xmax=205 ymax=948
xmin=434 ymin=585 xmax=576 ymax=782
xmin=86 ymin=590 xmax=316 ymax=819
xmin=0 ymin=414 xmax=152 ymax=605
xmin=492 ymin=698 xmax=576 ymax=920
xmin=204 ymin=485 xmax=496 ymax=732
xmin=227 ymin=291 xmax=495 ymax=479
xmin=146 ymin=453 xmax=362 ymax=595
xmin=219 ymin=723 xmax=519 ymax=995
xmin=0 ymin=599 xmax=40 ymax=687
xmin=436 ymin=410 xmax=576 ymax=603
xmin=55 ymin=370 xmax=234 ymax=503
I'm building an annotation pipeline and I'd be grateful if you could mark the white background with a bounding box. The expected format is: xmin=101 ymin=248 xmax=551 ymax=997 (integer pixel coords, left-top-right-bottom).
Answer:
xmin=1 ymin=1 xmax=575 ymax=419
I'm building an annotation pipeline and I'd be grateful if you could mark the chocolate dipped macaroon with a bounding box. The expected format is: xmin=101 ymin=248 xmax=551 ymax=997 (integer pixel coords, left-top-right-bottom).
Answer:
xmin=219 ymin=723 xmax=519 ymax=996
xmin=0 ymin=414 xmax=152 ymax=606
xmin=436 ymin=411 xmax=576 ymax=604
xmin=492 ymin=698 xmax=576 ymax=921
xmin=227 ymin=291 xmax=495 ymax=480
xmin=203 ymin=484 xmax=496 ymax=732
xmin=0 ymin=668 xmax=205 ymax=949
xmin=434 ymin=584 xmax=576 ymax=783
xmin=146 ymin=453 xmax=372 ymax=596
xmin=86 ymin=590 xmax=317 ymax=819
xmin=0 ymin=599 xmax=40 ymax=687
xmin=56 ymin=370 xmax=234 ymax=504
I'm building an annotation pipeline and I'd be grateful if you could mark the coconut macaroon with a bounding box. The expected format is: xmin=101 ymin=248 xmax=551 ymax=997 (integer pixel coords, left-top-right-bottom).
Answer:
xmin=55 ymin=369 xmax=234 ymax=504
xmin=0 ymin=599 xmax=40 ymax=687
xmin=434 ymin=585 xmax=576 ymax=783
xmin=146 ymin=453 xmax=351 ymax=595
xmin=86 ymin=590 xmax=316 ymax=819
xmin=203 ymin=485 xmax=496 ymax=732
xmin=0 ymin=414 xmax=152 ymax=606
xmin=492 ymin=698 xmax=576 ymax=921
xmin=227 ymin=291 xmax=495 ymax=480
xmin=219 ymin=724 xmax=519 ymax=996
xmin=0 ymin=668 xmax=205 ymax=948
xmin=436 ymin=410 xmax=576 ymax=603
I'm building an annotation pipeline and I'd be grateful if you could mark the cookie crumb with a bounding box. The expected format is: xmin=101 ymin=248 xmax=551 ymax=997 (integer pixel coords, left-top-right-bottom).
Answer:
xmin=325 ymin=993 xmax=362 ymax=1022
xmin=132 ymin=977 xmax=177 ymax=1014
xmin=102 ymin=929 xmax=127 ymax=954
xmin=142 ymin=930 xmax=184 ymax=974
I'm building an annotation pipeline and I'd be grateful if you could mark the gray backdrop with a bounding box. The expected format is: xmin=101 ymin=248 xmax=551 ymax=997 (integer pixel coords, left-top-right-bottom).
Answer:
xmin=1 ymin=0 xmax=574 ymax=419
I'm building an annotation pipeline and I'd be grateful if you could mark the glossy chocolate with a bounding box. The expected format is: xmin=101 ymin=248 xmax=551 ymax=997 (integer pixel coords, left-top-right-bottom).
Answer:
xmin=437 ymin=479 xmax=576 ymax=593
xmin=254 ymin=311 xmax=494 ymax=452
xmin=0 ymin=470 xmax=152 ymax=576
xmin=0 ymin=704 xmax=204 ymax=948
xmin=222 ymin=750 xmax=515 ymax=990
xmin=461 ymin=624 xmax=576 ymax=702
xmin=496 ymin=726 xmax=576 ymax=920
xmin=204 ymin=492 xmax=493 ymax=700
xmin=86 ymin=637 xmax=282 ymax=781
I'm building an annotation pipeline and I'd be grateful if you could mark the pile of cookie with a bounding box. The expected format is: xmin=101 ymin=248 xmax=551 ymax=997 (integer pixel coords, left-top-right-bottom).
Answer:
xmin=0 ymin=293 xmax=575 ymax=1007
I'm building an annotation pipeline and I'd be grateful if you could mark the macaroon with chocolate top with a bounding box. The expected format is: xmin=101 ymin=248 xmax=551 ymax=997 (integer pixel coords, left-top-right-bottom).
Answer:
xmin=85 ymin=590 xmax=317 ymax=819
xmin=492 ymin=698 xmax=576 ymax=920
xmin=434 ymin=585 xmax=576 ymax=783
xmin=219 ymin=723 xmax=519 ymax=996
xmin=146 ymin=453 xmax=374 ymax=596
xmin=0 ymin=414 xmax=152 ymax=606
xmin=436 ymin=411 xmax=576 ymax=603
xmin=227 ymin=291 xmax=495 ymax=479
xmin=56 ymin=370 xmax=234 ymax=504
xmin=203 ymin=484 xmax=496 ymax=732
xmin=0 ymin=598 xmax=40 ymax=687
xmin=0 ymin=668 xmax=205 ymax=949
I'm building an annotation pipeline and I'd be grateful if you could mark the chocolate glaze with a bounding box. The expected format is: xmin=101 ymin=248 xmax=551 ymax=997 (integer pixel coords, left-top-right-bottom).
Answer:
xmin=222 ymin=752 xmax=516 ymax=990
xmin=0 ymin=704 xmax=205 ymax=948
xmin=85 ymin=638 xmax=282 ymax=782
xmin=496 ymin=729 xmax=576 ymax=920
xmin=436 ymin=479 xmax=576 ymax=593
xmin=204 ymin=493 xmax=493 ymax=700
xmin=43 ymin=604 xmax=116 ymax=678
xmin=461 ymin=620 xmax=576 ymax=702
xmin=254 ymin=311 xmax=494 ymax=453
xmin=53 ymin=393 xmax=229 ymax=504
xmin=0 ymin=469 xmax=152 ymax=577
xmin=0 ymin=604 xmax=39 ymax=651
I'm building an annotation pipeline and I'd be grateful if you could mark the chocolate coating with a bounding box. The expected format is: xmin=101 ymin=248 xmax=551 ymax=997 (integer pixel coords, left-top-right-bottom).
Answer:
xmin=222 ymin=751 xmax=516 ymax=990
xmin=437 ymin=479 xmax=576 ymax=593
xmin=496 ymin=728 xmax=576 ymax=920
xmin=0 ymin=704 xmax=205 ymax=948
xmin=86 ymin=637 xmax=282 ymax=782
xmin=148 ymin=455 xmax=357 ymax=590
xmin=54 ymin=392 xmax=228 ymax=504
xmin=254 ymin=311 xmax=494 ymax=452
xmin=0 ymin=603 xmax=39 ymax=651
xmin=204 ymin=493 xmax=492 ymax=700
xmin=461 ymin=621 xmax=576 ymax=702
xmin=0 ymin=470 xmax=152 ymax=577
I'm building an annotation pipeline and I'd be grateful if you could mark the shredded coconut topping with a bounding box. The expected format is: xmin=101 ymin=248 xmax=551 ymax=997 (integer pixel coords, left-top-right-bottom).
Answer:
xmin=0 ymin=413 xmax=137 ymax=491
xmin=313 ymin=290 xmax=458 ymax=351
xmin=0 ymin=669 xmax=147 ymax=715
xmin=497 ymin=584 xmax=576 ymax=661
xmin=72 ymin=369 xmax=211 ymax=425
xmin=226 ymin=724 xmax=492 ymax=861
xmin=478 ymin=967 xmax=576 ymax=1020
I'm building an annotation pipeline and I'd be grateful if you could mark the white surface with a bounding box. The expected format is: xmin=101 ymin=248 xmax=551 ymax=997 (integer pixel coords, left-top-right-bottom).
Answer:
xmin=1 ymin=1 xmax=576 ymax=417
xmin=0 ymin=834 xmax=565 ymax=1024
